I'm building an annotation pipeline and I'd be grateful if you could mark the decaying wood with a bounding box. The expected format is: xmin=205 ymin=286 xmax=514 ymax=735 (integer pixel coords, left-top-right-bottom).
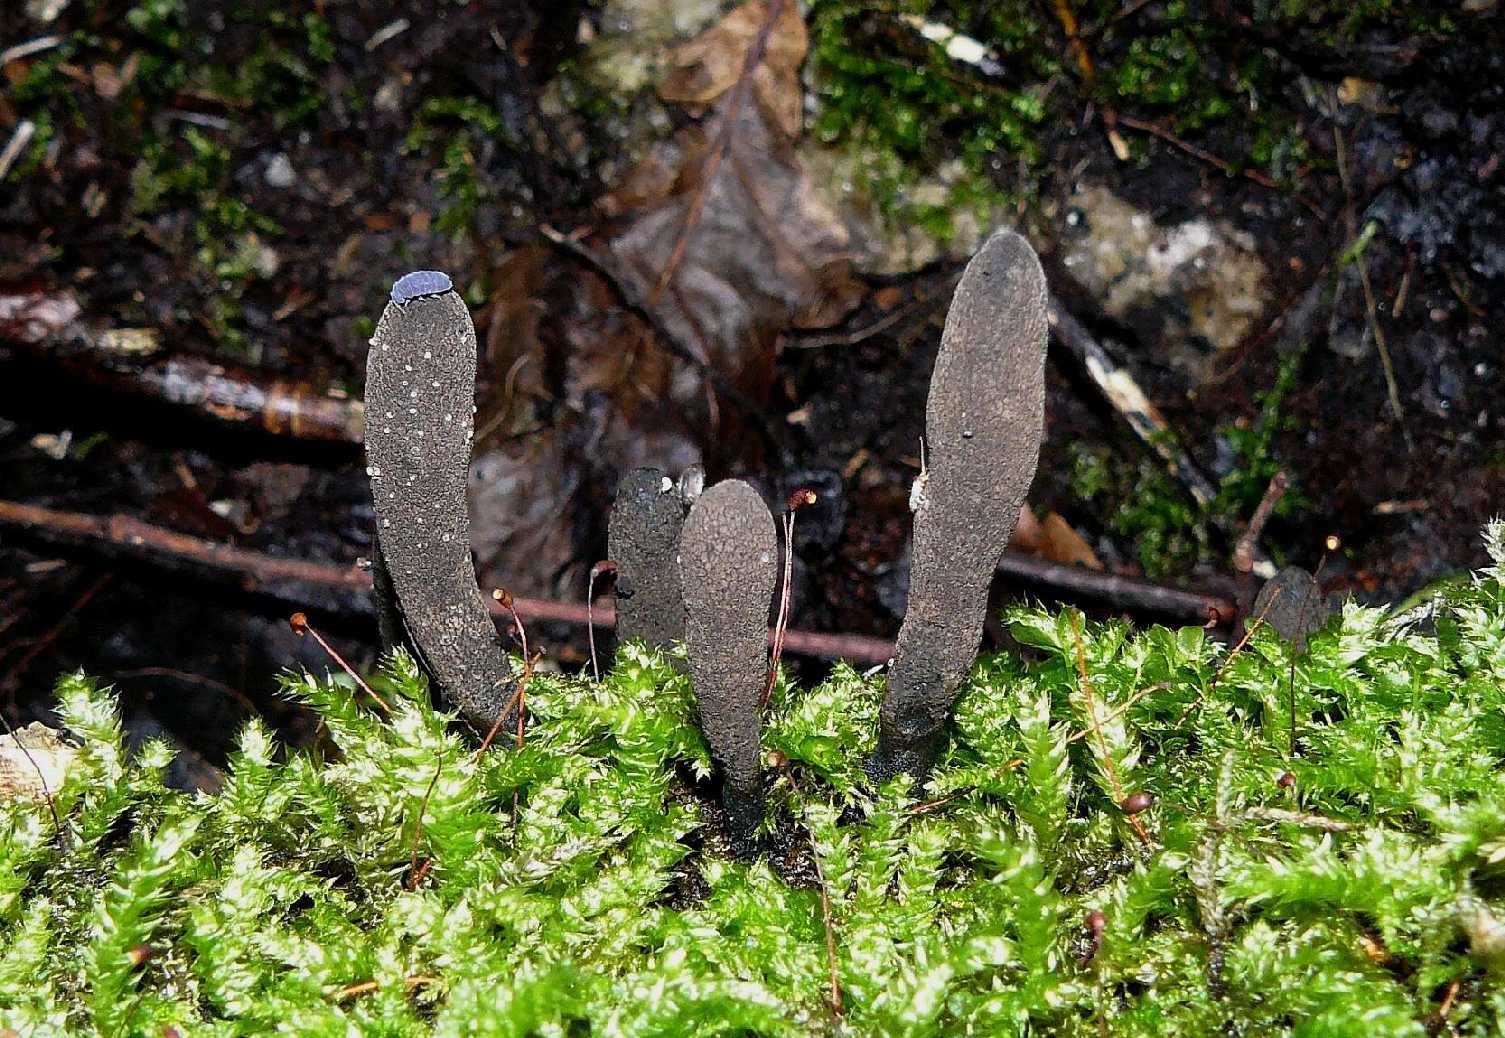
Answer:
xmin=1047 ymin=298 xmax=1219 ymax=510
xmin=0 ymin=499 xmax=1239 ymax=662
xmin=6 ymin=331 xmax=364 ymax=444
xmin=0 ymin=499 xmax=896 ymax=664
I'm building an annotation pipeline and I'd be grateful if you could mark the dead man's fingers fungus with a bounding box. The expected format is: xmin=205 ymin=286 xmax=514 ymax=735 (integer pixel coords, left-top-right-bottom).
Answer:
xmin=366 ymin=271 xmax=518 ymax=733
xmin=679 ymin=479 xmax=778 ymax=853
xmin=870 ymin=231 xmax=1049 ymax=784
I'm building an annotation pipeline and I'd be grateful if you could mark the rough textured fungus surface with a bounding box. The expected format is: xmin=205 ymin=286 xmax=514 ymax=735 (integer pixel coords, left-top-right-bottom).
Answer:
xmin=608 ymin=467 xmax=692 ymax=649
xmin=871 ymin=230 xmax=1048 ymax=784
xmin=365 ymin=282 xmax=516 ymax=732
xmin=1252 ymin=565 xmax=1332 ymax=653
xmin=679 ymin=478 xmax=777 ymax=852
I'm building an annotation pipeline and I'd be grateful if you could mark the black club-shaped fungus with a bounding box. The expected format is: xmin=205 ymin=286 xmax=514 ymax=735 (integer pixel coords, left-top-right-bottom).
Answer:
xmin=607 ymin=468 xmax=694 ymax=650
xmin=869 ymin=230 xmax=1049 ymax=784
xmin=365 ymin=273 xmax=517 ymax=733
xmin=1252 ymin=566 xmax=1331 ymax=653
xmin=679 ymin=479 xmax=777 ymax=854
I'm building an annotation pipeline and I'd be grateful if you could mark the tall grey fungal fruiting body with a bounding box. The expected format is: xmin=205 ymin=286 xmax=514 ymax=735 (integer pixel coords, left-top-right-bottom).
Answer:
xmin=869 ymin=230 xmax=1049 ymax=785
xmin=679 ymin=479 xmax=777 ymax=854
xmin=365 ymin=272 xmax=517 ymax=733
xmin=607 ymin=468 xmax=694 ymax=649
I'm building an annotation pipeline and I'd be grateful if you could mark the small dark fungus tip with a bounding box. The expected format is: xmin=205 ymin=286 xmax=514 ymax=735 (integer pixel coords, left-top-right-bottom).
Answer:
xmin=390 ymin=269 xmax=454 ymax=303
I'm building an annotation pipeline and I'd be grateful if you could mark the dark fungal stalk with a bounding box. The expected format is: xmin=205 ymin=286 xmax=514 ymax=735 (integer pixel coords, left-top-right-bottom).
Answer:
xmin=607 ymin=467 xmax=699 ymax=650
xmin=869 ymin=231 xmax=1049 ymax=785
xmin=679 ymin=479 xmax=777 ymax=855
xmin=365 ymin=272 xmax=518 ymax=733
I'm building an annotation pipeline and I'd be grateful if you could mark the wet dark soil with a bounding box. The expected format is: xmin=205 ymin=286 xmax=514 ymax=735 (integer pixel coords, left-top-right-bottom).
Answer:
xmin=2 ymin=1 xmax=1503 ymax=772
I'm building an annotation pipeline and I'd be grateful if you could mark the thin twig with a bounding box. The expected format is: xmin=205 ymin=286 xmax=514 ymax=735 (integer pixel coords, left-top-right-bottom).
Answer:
xmin=0 ymin=120 xmax=37 ymax=182
xmin=1047 ymin=299 xmax=1219 ymax=510
xmin=0 ymin=498 xmax=1243 ymax=660
xmin=0 ymin=36 xmax=64 ymax=68
xmin=1117 ymin=113 xmax=1323 ymax=215
xmin=1233 ymin=471 xmax=1288 ymax=577
xmin=1332 ymin=119 xmax=1409 ymax=447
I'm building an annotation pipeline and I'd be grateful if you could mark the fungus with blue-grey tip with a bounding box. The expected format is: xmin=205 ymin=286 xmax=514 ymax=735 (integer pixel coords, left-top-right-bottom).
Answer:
xmin=365 ymin=272 xmax=517 ymax=733
xmin=869 ymin=230 xmax=1049 ymax=785
xmin=679 ymin=478 xmax=777 ymax=854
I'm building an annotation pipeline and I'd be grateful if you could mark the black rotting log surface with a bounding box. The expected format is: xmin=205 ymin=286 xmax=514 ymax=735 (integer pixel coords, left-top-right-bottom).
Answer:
xmin=679 ymin=479 xmax=777 ymax=854
xmin=871 ymin=231 xmax=1049 ymax=785
xmin=607 ymin=468 xmax=692 ymax=650
xmin=365 ymin=277 xmax=517 ymax=733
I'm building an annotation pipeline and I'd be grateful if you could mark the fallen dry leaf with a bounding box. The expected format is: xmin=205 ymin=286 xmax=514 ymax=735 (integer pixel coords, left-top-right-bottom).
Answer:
xmin=1011 ymin=504 xmax=1103 ymax=569
xmin=474 ymin=0 xmax=862 ymax=597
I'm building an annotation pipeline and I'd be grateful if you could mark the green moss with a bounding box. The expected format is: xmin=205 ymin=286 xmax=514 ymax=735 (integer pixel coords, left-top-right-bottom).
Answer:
xmin=8 ymin=528 xmax=1505 ymax=1033
xmin=801 ymin=0 xmax=1458 ymax=218
xmin=402 ymin=97 xmax=521 ymax=243
xmin=806 ymin=0 xmax=1054 ymax=236
xmin=1211 ymin=350 xmax=1307 ymax=529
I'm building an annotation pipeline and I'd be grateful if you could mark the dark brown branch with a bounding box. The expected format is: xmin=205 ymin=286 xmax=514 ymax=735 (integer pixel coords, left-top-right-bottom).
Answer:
xmin=996 ymin=552 xmax=1236 ymax=627
xmin=0 ymin=501 xmax=1238 ymax=667
xmin=2 ymin=299 xmax=364 ymax=444
xmin=0 ymin=499 xmax=894 ymax=664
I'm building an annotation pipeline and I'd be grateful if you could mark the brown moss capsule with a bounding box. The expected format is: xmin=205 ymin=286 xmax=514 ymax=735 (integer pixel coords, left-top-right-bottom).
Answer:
xmin=1276 ymin=770 xmax=1296 ymax=789
xmin=1120 ymin=791 xmax=1155 ymax=815
xmin=126 ymin=944 xmax=155 ymax=969
xmin=1085 ymin=909 xmax=1107 ymax=936
xmin=288 ymin=611 xmax=309 ymax=636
